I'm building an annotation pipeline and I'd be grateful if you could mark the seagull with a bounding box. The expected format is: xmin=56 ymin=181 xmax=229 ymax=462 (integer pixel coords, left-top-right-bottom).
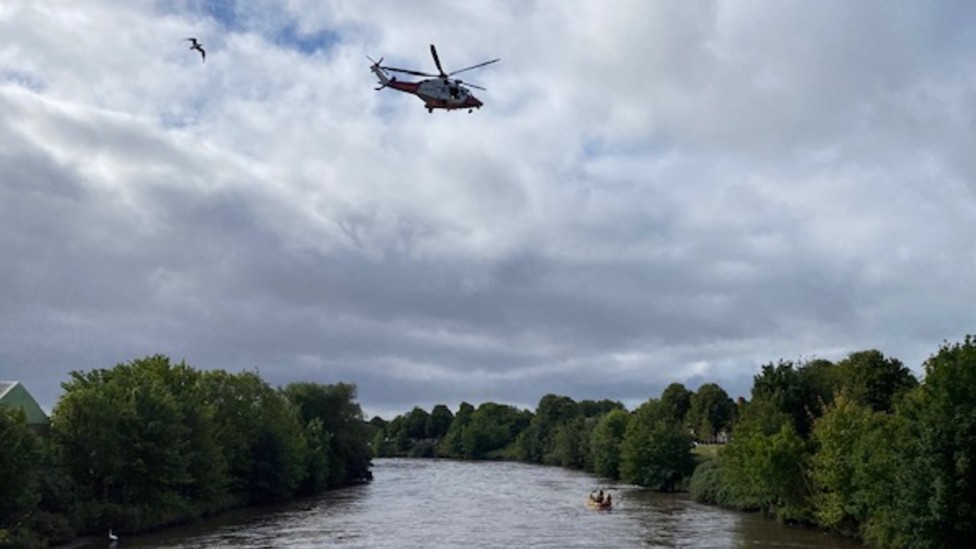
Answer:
xmin=186 ymin=37 xmax=206 ymax=62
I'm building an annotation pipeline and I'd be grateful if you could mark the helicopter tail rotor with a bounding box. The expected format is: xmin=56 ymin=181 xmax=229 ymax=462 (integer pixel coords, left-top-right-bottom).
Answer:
xmin=368 ymin=56 xmax=392 ymax=90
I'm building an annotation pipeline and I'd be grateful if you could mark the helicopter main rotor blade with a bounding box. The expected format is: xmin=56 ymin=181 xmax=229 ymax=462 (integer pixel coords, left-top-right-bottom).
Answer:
xmin=382 ymin=66 xmax=438 ymax=77
xmin=430 ymin=44 xmax=447 ymax=77
xmin=459 ymin=81 xmax=486 ymax=91
xmin=448 ymin=58 xmax=500 ymax=77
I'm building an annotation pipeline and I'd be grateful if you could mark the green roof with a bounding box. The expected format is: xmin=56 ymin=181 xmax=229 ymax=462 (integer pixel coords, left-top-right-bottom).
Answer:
xmin=0 ymin=381 xmax=50 ymax=425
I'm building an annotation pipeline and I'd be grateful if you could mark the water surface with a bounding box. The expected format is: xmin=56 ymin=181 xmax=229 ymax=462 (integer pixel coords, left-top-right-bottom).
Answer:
xmin=122 ymin=458 xmax=861 ymax=548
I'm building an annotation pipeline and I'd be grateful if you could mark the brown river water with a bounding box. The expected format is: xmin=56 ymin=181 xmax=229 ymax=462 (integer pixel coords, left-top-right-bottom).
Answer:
xmin=117 ymin=458 xmax=862 ymax=548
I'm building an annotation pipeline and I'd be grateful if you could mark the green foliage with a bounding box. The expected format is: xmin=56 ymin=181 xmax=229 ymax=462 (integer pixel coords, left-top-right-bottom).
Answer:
xmin=518 ymin=394 xmax=578 ymax=462
xmin=689 ymin=457 xmax=736 ymax=507
xmin=751 ymin=359 xmax=836 ymax=438
xmin=891 ymin=336 xmax=976 ymax=548
xmin=547 ymin=417 xmax=588 ymax=468
xmin=687 ymin=383 xmax=736 ymax=441
xmin=719 ymin=399 xmax=812 ymax=521
xmin=835 ymin=350 xmax=918 ymax=413
xmin=460 ymin=403 xmax=529 ymax=459
xmin=810 ymin=394 xmax=912 ymax=546
xmin=300 ymin=418 xmax=332 ymax=494
xmin=660 ymin=383 xmax=693 ymax=424
xmin=578 ymin=399 xmax=625 ymax=418
xmin=0 ymin=407 xmax=42 ymax=527
xmin=810 ymin=395 xmax=875 ymax=535
xmin=589 ymin=408 xmax=631 ymax=479
xmin=282 ymin=382 xmax=373 ymax=486
xmin=438 ymin=402 xmax=474 ymax=457
xmin=620 ymin=399 xmax=695 ymax=491
xmin=40 ymin=355 xmax=372 ymax=537
xmin=53 ymin=356 xmax=216 ymax=509
xmin=425 ymin=404 xmax=454 ymax=439
xmin=405 ymin=407 xmax=430 ymax=440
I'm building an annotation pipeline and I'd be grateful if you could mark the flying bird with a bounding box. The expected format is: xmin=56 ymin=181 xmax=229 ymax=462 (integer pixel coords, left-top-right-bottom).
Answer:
xmin=185 ymin=37 xmax=206 ymax=62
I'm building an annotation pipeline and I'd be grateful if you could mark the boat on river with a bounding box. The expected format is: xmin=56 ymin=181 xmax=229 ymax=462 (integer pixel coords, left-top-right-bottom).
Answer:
xmin=587 ymin=496 xmax=612 ymax=510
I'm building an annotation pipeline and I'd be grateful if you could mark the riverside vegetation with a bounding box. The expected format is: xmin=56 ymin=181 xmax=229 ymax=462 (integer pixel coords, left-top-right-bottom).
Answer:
xmin=2 ymin=336 xmax=975 ymax=548
xmin=372 ymin=336 xmax=976 ymax=549
xmin=0 ymin=356 xmax=373 ymax=548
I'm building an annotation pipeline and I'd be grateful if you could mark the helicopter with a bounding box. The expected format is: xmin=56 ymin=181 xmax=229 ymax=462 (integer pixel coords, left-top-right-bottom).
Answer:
xmin=370 ymin=44 xmax=499 ymax=113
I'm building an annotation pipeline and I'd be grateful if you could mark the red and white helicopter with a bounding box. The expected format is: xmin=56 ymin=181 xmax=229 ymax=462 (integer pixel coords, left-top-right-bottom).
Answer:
xmin=370 ymin=44 xmax=499 ymax=113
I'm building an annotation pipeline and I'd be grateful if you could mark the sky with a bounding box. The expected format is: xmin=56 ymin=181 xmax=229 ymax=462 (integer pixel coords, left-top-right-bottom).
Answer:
xmin=2 ymin=1 xmax=975 ymax=419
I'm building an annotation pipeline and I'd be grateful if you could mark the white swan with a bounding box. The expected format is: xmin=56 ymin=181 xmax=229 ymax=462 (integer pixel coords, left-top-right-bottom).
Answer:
xmin=108 ymin=529 xmax=118 ymax=542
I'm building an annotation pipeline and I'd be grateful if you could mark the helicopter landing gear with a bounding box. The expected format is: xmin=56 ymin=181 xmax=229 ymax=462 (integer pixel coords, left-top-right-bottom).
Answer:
xmin=427 ymin=107 xmax=433 ymax=113
xmin=468 ymin=109 xmax=473 ymax=113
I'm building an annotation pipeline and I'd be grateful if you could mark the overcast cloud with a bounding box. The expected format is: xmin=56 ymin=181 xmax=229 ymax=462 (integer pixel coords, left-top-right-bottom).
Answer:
xmin=2 ymin=1 xmax=975 ymax=418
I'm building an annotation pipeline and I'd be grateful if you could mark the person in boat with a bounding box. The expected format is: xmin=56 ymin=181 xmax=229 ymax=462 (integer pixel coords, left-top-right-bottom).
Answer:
xmin=591 ymin=489 xmax=604 ymax=503
xmin=604 ymin=493 xmax=612 ymax=507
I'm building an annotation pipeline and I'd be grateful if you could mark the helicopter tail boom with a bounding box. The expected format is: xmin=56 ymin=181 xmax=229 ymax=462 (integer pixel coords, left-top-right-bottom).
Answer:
xmin=369 ymin=57 xmax=393 ymax=89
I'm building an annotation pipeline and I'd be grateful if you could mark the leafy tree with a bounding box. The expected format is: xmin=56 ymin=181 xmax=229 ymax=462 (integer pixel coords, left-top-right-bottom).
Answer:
xmin=282 ymin=382 xmax=372 ymax=487
xmin=890 ymin=336 xmax=976 ymax=547
xmin=751 ymin=359 xmax=835 ymax=438
xmin=589 ymin=409 xmax=631 ymax=479
xmin=810 ymin=395 xmax=876 ymax=535
xmin=405 ymin=407 xmax=430 ymax=440
xmin=660 ymin=383 xmax=693 ymax=424
xmin=835 ymin=350 xmax=917 ymax=412
xmin=460 ymin=412 xmax=510 ymax=459
xmin=687 ymin=383 xmax=736 ymax=441
xmin=425 ymin=404 xmax=454 ymax=439
xmin=52 ymin=356 xmax=205 ymax=508
xmin=438 ymin=402 xmax=474 ymax=458
xmin=578 ymin=399 xmax=625 ymax=418
xmin=299 ymin=418 xmax=332 ymax=494
xmin=620 ymin=399 xmax=695 ymax=491
xmin=719 ymin=399 xmax=812 ymax=521
xmin=518 ymin=394 xmax=578 ymax=462
xmin=0 ymin=407 xmax=41 ymax=527
xmin=810 ymin=393 xmax=914 ymax=545
xmin=547 ymin=417 xmax=587 ymax=468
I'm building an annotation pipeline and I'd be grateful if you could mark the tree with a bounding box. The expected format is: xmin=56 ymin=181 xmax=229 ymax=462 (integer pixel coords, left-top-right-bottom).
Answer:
xmin=0 ymin=407 xmax=41 ymax=527
xmin=405 ymin=407 xmax=430 ymax=440
xmin=282 ymin=382 xmax=372 ymax=487
xmin=620 ymin=399 xmax=695 ymax=491
xmin=425 ymin=404 xmax=454 ymax=439
xmin=810 ymin=395 xmax=876 ymax=535
xmin=589 ymin=409 xmax=631 ymax=479
xmin=660 ymin=383 xmax=693 ymax=424
xmin=578 ymin=399 xmax=625 ymax=418
xmin=835 ymin=350 xmax=917 ymax=412
xmin=687 ymin=383 xmax=736 ymax=442
xmin=891 ymin=336 xmax=976 ymax=547
xmin=439 ymin=402 xmax=474 ymax=458
xmin=548 ymin=417 xmax=587 ymax=469
xmin=718 ymin=399 xmax=812 ymax=521
xmin=751 ymin=359 xmax=835 ymax=438
xmin=519 ymin=394 xmax=578 ymax=462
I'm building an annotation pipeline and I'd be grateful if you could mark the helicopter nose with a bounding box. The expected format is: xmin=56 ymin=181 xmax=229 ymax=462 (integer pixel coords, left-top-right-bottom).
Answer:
xmin=471 ymin=97 xmax=483 ymax=108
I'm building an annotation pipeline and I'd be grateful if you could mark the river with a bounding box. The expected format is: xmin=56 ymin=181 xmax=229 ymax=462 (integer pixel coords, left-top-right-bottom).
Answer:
xmin=120 ymin=458 xmax=861 ymax=548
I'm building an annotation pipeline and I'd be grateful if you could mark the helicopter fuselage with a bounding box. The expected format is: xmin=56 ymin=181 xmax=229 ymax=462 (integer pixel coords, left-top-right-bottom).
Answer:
xmin=377 ymin=74 xmax=483 ymax=112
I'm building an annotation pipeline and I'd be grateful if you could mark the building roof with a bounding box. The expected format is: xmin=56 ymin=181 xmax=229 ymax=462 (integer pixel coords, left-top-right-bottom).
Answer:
xmin=0 ymin=381 xmax=49 ymax=425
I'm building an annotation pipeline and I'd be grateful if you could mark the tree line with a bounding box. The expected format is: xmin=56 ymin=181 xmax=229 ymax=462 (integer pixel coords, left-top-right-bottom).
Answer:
xmin=0 ymin=355 xmax=373 ymax=548
xmin=371 ymin=336 xmax=976 ymax=549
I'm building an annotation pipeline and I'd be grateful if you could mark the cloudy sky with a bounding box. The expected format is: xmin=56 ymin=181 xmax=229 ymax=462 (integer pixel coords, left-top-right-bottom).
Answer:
xmin=2 ymin=1 xmax=975 ymax=418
